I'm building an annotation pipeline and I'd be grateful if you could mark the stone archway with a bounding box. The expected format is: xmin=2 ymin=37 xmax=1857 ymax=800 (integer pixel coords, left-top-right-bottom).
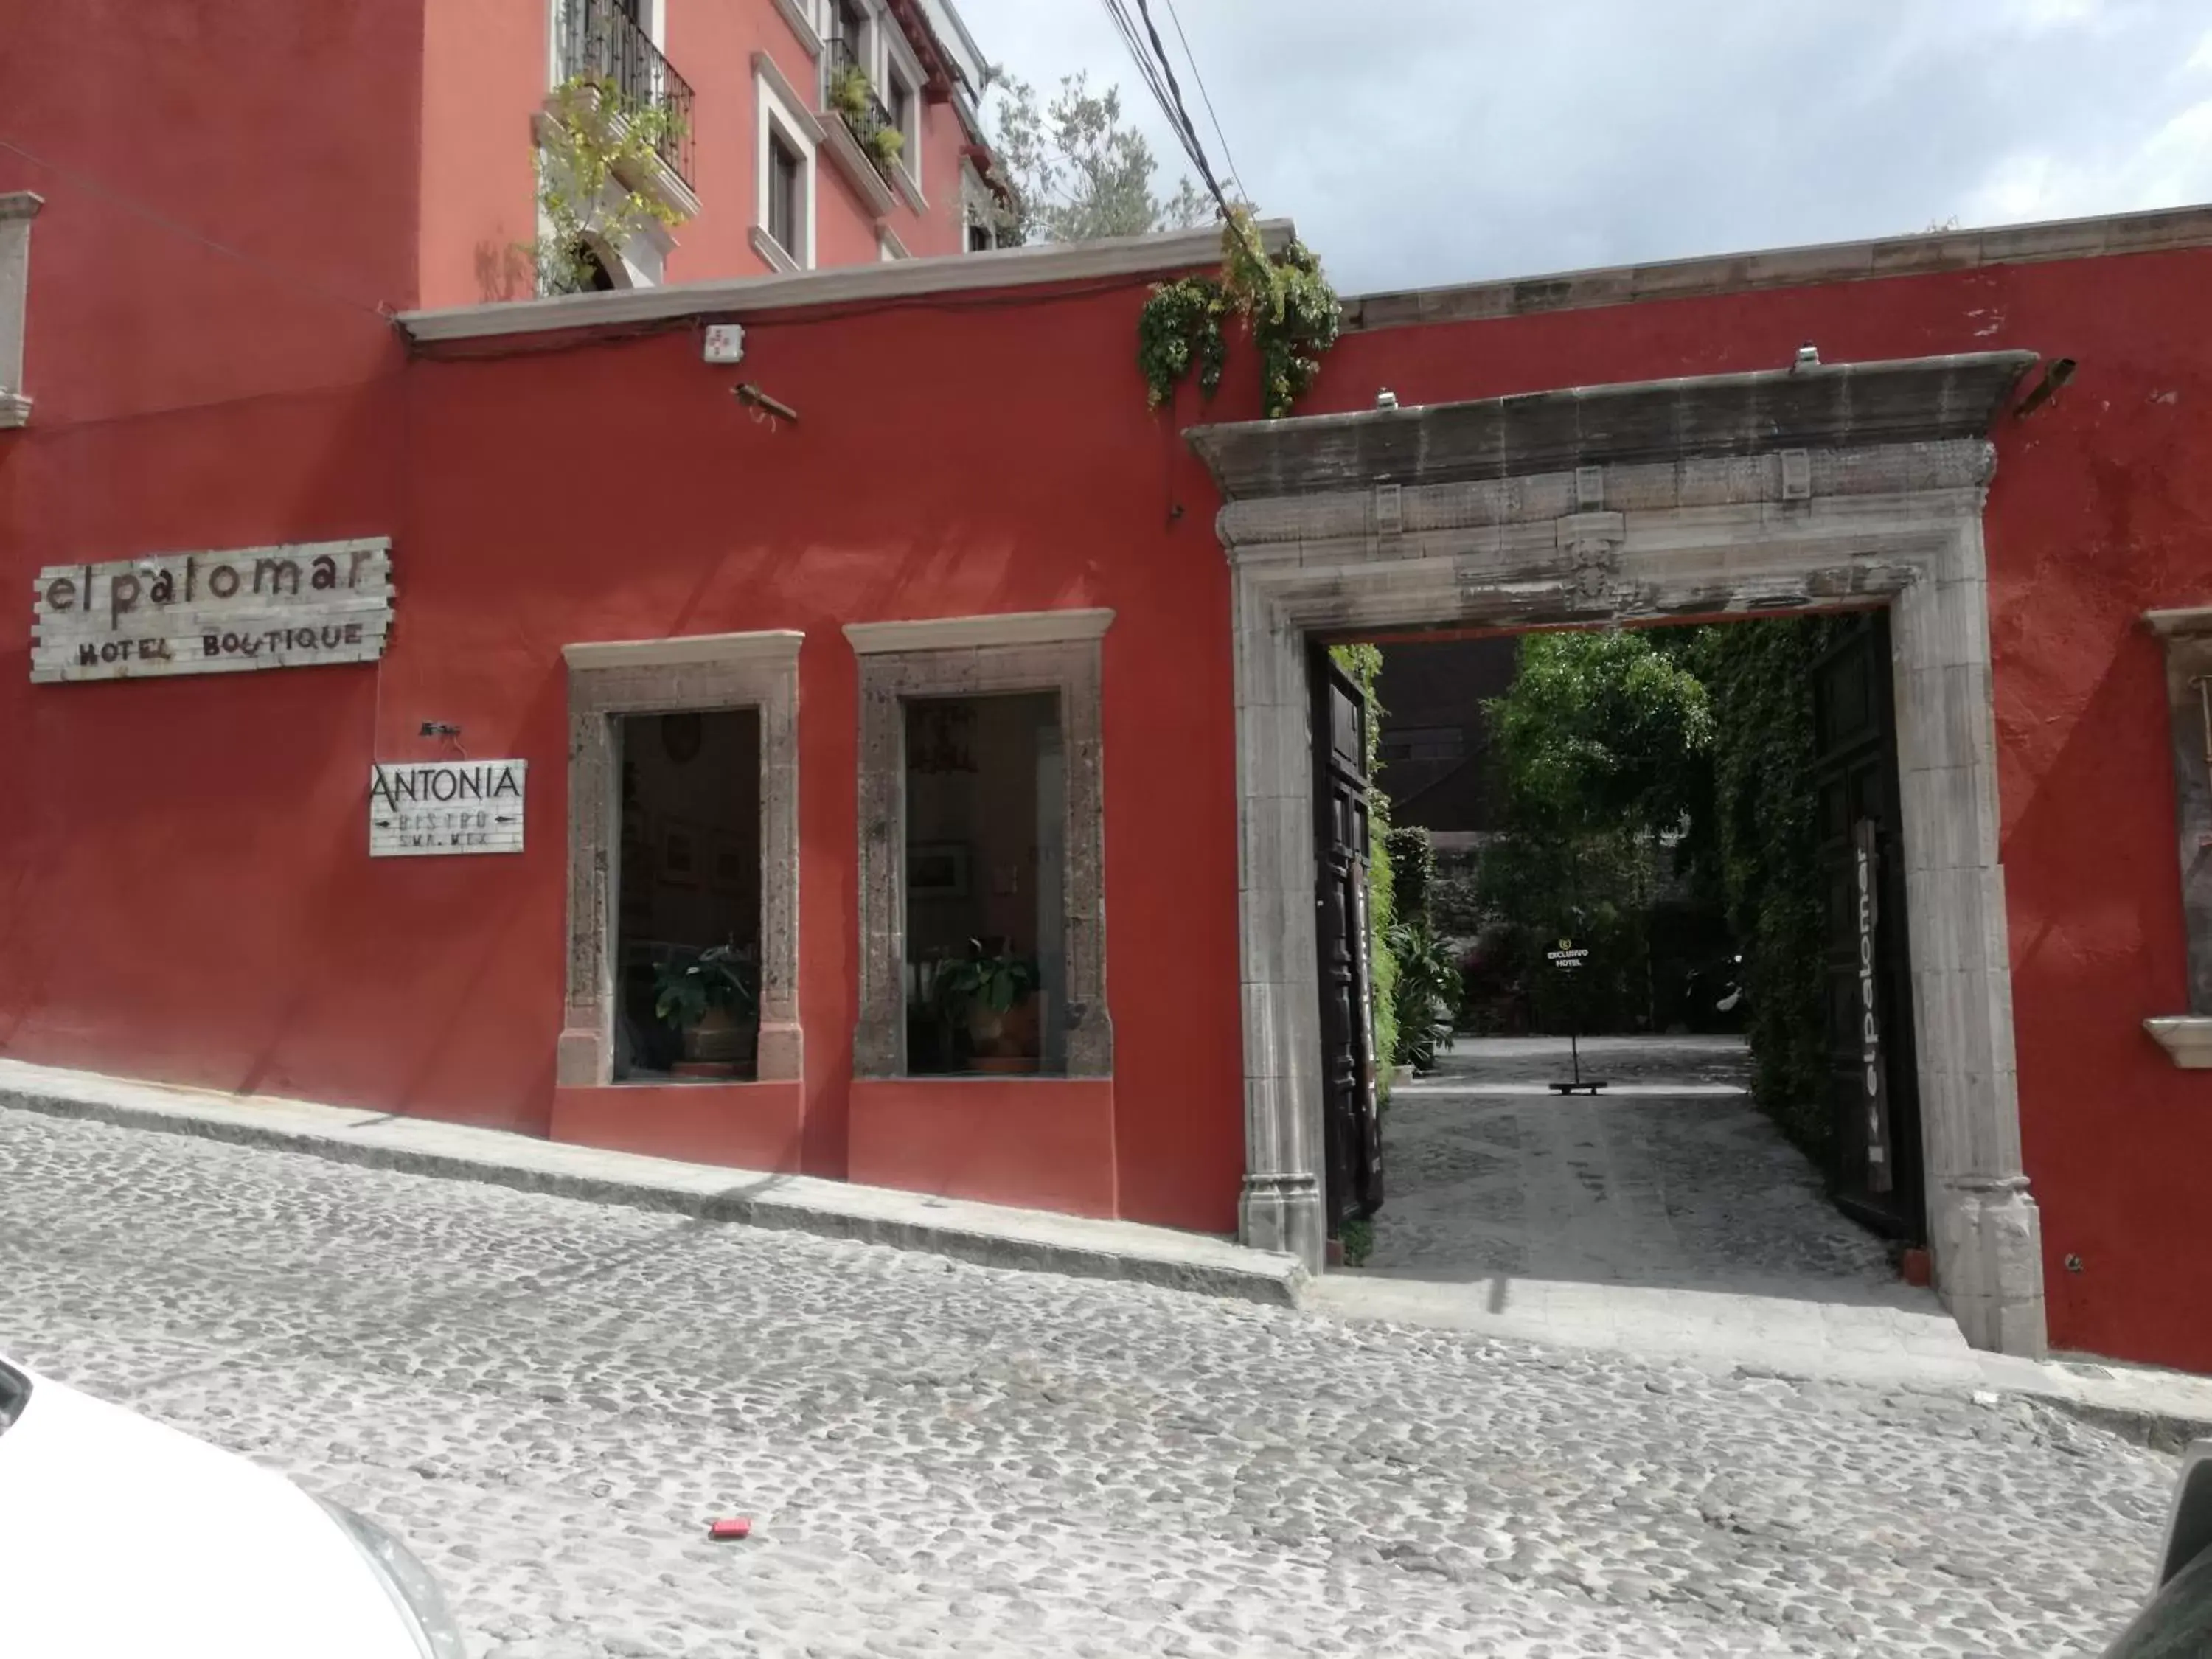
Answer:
xmin=1189 ymin=352 xmax=2048 ymax=1357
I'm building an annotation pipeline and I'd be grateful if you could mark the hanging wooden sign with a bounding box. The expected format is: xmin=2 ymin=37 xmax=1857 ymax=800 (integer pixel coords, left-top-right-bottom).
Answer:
xmin=30 ymin=538 xmax=393 ymax=683
xmin=368 ymin=759 xmax=526 ymax=858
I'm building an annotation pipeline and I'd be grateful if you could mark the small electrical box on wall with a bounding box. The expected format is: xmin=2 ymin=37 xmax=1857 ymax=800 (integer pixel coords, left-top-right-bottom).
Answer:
xmin=703 ymin=324 xmax=745 ymax=364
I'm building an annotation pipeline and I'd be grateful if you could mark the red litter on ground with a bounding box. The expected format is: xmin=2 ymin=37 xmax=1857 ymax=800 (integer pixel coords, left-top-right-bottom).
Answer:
xmin=707 ymin=1517 xmax=751 ymax=1542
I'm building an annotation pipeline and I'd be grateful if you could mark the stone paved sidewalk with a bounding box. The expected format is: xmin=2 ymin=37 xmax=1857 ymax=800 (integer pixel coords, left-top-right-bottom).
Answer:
xmin=0 ymin=1105 xmax=2186 ymax=1658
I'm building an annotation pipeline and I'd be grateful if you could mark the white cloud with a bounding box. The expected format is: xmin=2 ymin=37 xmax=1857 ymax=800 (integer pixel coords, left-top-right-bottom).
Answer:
xmin=950 ymin=0 xmax=2212 ymax=293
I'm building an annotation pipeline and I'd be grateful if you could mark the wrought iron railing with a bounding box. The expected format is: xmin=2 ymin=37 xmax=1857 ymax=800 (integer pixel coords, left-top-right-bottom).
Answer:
xmin=825 ymin=36 xmax=900 ymax=182
xmin=556 ymin=0 xmax=696 ymax=189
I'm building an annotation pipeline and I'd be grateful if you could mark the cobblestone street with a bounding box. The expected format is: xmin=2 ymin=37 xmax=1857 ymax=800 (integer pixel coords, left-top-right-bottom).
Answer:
xmin=0 ymin=1107 xmax=2177 ymax=1658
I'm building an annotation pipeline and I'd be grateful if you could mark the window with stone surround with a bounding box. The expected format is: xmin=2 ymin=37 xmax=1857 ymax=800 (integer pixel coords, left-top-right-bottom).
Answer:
xmin=559 ymin=633 xmax=801 ymax=1088
xmin=0 ymin=192 xmax=41 ymax=428
xmin=846 ymin=612 xmax=1113 ymax=1079
xmin=2144 ymin=606 xmax=2212 ymax=1068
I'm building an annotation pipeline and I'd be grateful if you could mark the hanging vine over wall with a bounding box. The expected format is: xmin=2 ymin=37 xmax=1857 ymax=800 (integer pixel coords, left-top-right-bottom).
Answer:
xmin=1138 ymin=209 xmax=1341 ymax=419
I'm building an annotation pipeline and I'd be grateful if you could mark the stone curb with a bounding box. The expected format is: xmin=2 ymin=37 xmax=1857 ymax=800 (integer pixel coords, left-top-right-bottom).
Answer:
xmin=0 ymin=1074 xmax=1307 ymax=1311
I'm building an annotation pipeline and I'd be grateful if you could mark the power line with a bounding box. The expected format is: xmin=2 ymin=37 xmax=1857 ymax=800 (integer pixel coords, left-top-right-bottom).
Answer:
xmin=1159 ymin=0 xmax=1244 ymax=201
xmin=1098 ymin=0 xmax=1208 ymax=187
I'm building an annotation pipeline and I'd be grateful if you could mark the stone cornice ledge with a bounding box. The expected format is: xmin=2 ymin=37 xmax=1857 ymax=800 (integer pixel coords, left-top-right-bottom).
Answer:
xmin=2143 ymin=606 xmax=2212 ymax=640
xmin=2145 ymin=1016 xmax=2212 ymax=1068
xmin=564 ymin=630 xmax=804 ymax=669
xmin=1216 ymin=440 xmax=1992 ymax=552
xmin=400 ymin=220 xmax=1291 ymax=341
xmin=821 ymin=119 xmax=900 ymax=220
xmin=844 ymin=610 xmax=1114 ymax=653
xmin=1189 ymin=352 xmax=2035 ymax=502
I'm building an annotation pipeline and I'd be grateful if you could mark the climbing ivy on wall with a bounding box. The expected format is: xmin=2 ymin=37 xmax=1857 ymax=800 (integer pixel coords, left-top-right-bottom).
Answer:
xmin=1329 ymin=643 xmax=1397 ymax=1111
xmin=1694 ymin=618 xmax=1846 ymax=1165
xmin=1138 ymin=209 xmax=1342 ymax=419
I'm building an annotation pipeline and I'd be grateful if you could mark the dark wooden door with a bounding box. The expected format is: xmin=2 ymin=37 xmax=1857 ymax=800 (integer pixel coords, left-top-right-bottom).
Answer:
xmin=1312 ymin=648 xmax=1383 ymax=1235
xmin=1812 ymin=611 xmax=1926 ymax=1240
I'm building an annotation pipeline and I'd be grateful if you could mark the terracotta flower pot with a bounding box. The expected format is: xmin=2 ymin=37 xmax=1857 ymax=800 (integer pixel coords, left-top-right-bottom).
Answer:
xmin=967 ymin=992 xmax=1044 ymax=1073
xmin=681 ymin=1006 xmax=757 ymax=1068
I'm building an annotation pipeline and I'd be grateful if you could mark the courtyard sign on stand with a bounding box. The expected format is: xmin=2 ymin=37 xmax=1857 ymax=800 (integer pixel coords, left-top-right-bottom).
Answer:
xmin=1545 ymin=938 xmax=1607 ymax=1096
xmin=29 ymin=538 xmax=392 ymax=682
xmin=368 ymin=760 xmax=526 ymax=858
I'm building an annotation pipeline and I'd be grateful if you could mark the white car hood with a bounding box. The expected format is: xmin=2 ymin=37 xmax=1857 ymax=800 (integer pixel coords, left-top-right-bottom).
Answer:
xmin=0 ymin=1366 xmax=422 ymax=1658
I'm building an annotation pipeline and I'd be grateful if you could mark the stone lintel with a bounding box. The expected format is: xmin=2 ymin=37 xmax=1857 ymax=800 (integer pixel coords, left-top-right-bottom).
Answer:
xmin=1187 ymin=355 xmax=2035 ymax=504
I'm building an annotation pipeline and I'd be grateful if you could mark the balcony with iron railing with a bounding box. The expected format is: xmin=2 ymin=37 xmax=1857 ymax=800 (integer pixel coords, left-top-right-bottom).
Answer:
xmin=824 ymin=37 xmax=901 ymax=184
xmin=556 ymin=0 xmax=696 ymax=190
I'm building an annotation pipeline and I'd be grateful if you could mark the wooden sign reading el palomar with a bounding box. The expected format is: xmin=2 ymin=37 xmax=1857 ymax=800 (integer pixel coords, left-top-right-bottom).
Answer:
xmin=30 ymin=538 xmax=393 ymax=683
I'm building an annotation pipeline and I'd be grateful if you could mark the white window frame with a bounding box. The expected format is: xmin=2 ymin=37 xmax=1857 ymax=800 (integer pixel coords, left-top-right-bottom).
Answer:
xmin=880 ymin=23 xmax=927 ymax=201
xmin=0 ymin=192 xmax=38 ymax=428
xmin=754 ymin=54 xmax=821 ymax=271
xmin=959 ymin=156 xmax=998 ymax=252
xmin=769 ymin=0 xmax=825 ymax=58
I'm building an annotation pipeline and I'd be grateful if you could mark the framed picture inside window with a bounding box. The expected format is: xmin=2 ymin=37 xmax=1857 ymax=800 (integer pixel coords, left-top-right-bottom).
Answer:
xmin=709 ymin=832 xmax=750 ymax=895
xmin=661 ymin=821 xmax=701 ymax=888
xmin=907 ymin=841 xmax=970 ymax=900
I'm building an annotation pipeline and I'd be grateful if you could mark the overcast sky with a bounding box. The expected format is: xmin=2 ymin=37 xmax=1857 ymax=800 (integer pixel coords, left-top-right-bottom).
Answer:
xmin=951 ymin=0 xmax=2212 ymax=296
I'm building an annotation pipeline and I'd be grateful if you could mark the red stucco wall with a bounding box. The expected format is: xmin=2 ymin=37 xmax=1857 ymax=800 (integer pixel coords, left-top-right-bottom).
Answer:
xmin=0 ymin=274 xmax=1253 ymax=1235
xmin=1316 ymin=251 xmax=2212 ymax=1369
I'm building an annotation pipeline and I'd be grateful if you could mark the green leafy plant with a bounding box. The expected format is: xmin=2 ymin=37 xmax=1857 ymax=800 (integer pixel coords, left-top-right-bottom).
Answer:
xmin=524 ymin=72 xmax=688 ymax=298
xmin=984 ymin=71 xmax=1208 ymax=246
xmin=1384 ymin=825 xmax=1437 ymax=919
xmin=652 ymin=945 xmax=757 ymax=1032
xmin=865 ymin=122 xmax=905 ymax=167
xmin=1331 ymin=643 xmax=1397 ymax=1110
xmin=1138 ymin=209 xmax=1342 ymax=419
xmin=1694 ymin=617 xmax=1845 ymax=1163
xmin=1387 ymin=917 xmax=1464 ymax=1074
xmin=829 ymin=63 xmax=872 ymax=124
xmin=931 ymin=942 xmax=1039 ymax=1020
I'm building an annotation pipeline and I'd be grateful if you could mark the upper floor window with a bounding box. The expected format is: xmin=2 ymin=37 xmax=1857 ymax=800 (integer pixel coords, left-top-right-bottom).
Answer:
xmin=830 ymin=0 xmax=869 ymax=60
xmin=752 ymin=55 xmax=819 ymax=271
xmin=767 ymin=133 xmax=801 ymax=258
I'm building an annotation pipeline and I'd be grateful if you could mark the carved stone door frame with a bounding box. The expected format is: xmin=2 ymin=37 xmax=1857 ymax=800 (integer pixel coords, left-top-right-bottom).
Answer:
xmin=1190 ymin=353 xmax=2050 ymax=1357
xmin=557 ymin=630 xmax=804 ymax=1087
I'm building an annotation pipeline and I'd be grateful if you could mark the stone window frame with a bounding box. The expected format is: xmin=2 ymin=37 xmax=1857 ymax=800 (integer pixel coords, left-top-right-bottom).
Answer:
xmin=1189 ymin=355 xmax=2050 ymax=1358
xmin=846 ymin=611 xmax=1113 ymax=1079
xmin=2143 ymin=606 xmax=2212 ymax=1067
xmin=0 ymin=192 xmax=41 ymax=428
xmin=557 ymin=630 xmax=802 ymax=1087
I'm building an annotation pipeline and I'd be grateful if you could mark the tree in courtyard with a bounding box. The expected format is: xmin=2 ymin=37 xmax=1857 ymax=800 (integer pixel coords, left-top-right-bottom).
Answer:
xmin=985 ymin=72 xmax=1210 ymax=246
xmin=1475 ymin=630 xmax=1717 ymax=1033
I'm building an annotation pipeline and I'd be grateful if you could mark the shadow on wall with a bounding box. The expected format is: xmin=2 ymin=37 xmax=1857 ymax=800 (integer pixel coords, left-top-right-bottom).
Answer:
xmin=475 ymin=240 xmax=535 ymax=303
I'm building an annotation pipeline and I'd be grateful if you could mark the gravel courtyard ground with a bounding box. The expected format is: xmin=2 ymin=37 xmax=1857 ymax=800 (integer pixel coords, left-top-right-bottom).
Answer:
xmin=0 ymin=1107 xmax=2177 ymax=1658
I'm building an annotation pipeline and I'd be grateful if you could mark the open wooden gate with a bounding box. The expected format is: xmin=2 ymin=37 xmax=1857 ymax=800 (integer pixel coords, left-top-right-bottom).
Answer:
xmin=1311 ymin=647 xmax=1384 ymax=1238
xmin=1813 ymin=611 xmax=1927 ymax=1240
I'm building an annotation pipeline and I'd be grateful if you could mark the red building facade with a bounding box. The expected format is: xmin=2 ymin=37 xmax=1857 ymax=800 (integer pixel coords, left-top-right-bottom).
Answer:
xmin=4 ymin=21 xmax=2211 ymax=1370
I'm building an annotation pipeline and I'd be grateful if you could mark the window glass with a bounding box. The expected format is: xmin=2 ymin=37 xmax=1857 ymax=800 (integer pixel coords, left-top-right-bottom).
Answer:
xmin=767 ymin=131 xmax=799 ymax=254
xmin=902 ymin=692 xmax=1065 ymax=1076
xmin=613 ymin=709 xmax=762 ymax=1082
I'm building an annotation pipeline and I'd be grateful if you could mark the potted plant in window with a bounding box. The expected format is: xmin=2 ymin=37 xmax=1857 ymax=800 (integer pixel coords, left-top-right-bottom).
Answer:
xmin=864 ymin=124 xmax=904 ymax=170
xmin=653 ymin=944 xmax=758 ymax=1079
xmin=828 ymin=63 xmax=872 ymax=125
xmin=932 ymin=941 xmax=1043 ymax=1074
